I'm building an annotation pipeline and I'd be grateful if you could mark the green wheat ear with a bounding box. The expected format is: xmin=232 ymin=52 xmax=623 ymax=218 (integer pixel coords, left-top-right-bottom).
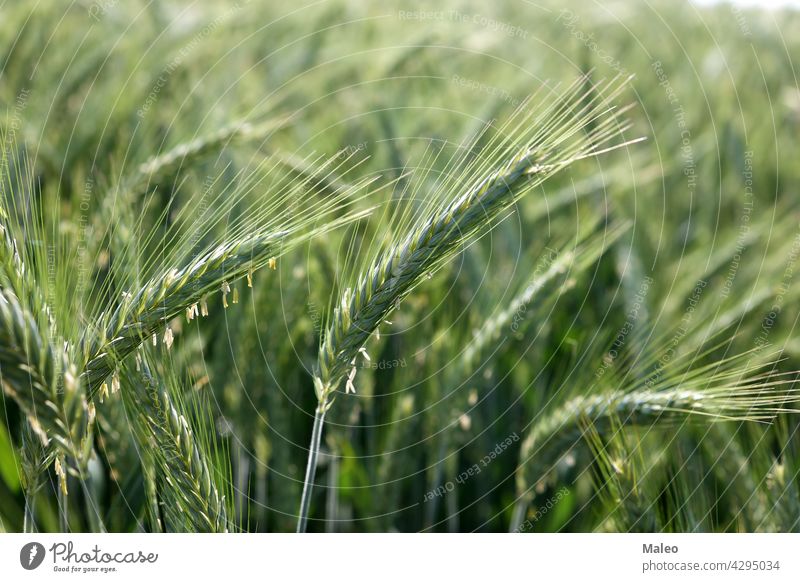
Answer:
xmin=121 ymin=355 xmax=231 ymax=533
xmin=314 ymin=76 xmax=642 ymax=407
xmin=461 ymin=219 xmax=629 ymax=372
xmin=510 ymin=348 xmax=800 ymax=531
xmin=0 ymin=133 xmax=55 ymax=333
xmin=296 ymin=76 xmax=644 ymax=532
xmin=0 ymin=132 xmax=96 ymax=519
xmin=0 ymin=289 xmax=91 ymax=459
xmin=79 ymin=150 xmax=378 ymax=398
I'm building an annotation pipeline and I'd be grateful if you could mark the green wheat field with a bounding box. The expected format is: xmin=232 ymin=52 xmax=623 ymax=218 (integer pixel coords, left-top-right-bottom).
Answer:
xmin=1 ymin=0 xmax=799 ymax=533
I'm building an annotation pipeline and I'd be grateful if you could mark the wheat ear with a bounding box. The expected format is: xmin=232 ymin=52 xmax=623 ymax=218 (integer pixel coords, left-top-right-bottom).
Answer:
xmin=521 ymin=380 xmax=799 ymax=479
xmin=0 ymin=220 xmax=54 ymax=328
xmin=511 ymin=363 xmax=799 ymax=531
xmin=0 ymin=141 xmax=56 ymax=331
xmin=315 ymin=78 xmax=640 ymax=405
xmin=298 ymin=77 xmax=642 ymax=531
xmin=462 ymin=222 xmax=628 ymax=371
xmin=0 ymin=289 xmax=90 ymax=457
xmin=123 ymin=359 xmax=230 ymax=532
xmin=81 ymin=232 xmax=283 ymax=394
xmin=81 ymin=201 xmax=370 ymax=398
xmin=133 ymin=116 xmax=290 ymax=189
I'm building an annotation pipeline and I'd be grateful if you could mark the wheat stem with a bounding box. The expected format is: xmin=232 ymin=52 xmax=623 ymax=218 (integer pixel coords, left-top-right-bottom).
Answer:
xmin=297 ymin=405 xmax=327 ymax=533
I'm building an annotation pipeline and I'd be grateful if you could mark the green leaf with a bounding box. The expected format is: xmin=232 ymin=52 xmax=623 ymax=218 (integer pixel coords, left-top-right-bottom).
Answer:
xmin=0 ymin=422 xmax=21 ymax=492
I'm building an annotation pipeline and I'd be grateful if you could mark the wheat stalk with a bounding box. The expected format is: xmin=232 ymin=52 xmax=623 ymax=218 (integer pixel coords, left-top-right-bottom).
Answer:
xmin=296 ymin=76 xmax=642 ymax=531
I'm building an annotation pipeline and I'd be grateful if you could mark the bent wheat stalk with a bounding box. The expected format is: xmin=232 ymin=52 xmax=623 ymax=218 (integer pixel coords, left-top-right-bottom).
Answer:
xmin=297 ymin=76 xmax=643 ymax=531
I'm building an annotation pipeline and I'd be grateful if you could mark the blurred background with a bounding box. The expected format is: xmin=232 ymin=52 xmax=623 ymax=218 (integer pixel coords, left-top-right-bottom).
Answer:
xmin=1 ymin=0 xmax=800 ymax=532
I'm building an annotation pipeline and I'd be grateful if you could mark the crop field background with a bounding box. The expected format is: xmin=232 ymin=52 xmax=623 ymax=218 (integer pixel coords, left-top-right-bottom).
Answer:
xmin=1 ymin=0 xmax=800 ymax=535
